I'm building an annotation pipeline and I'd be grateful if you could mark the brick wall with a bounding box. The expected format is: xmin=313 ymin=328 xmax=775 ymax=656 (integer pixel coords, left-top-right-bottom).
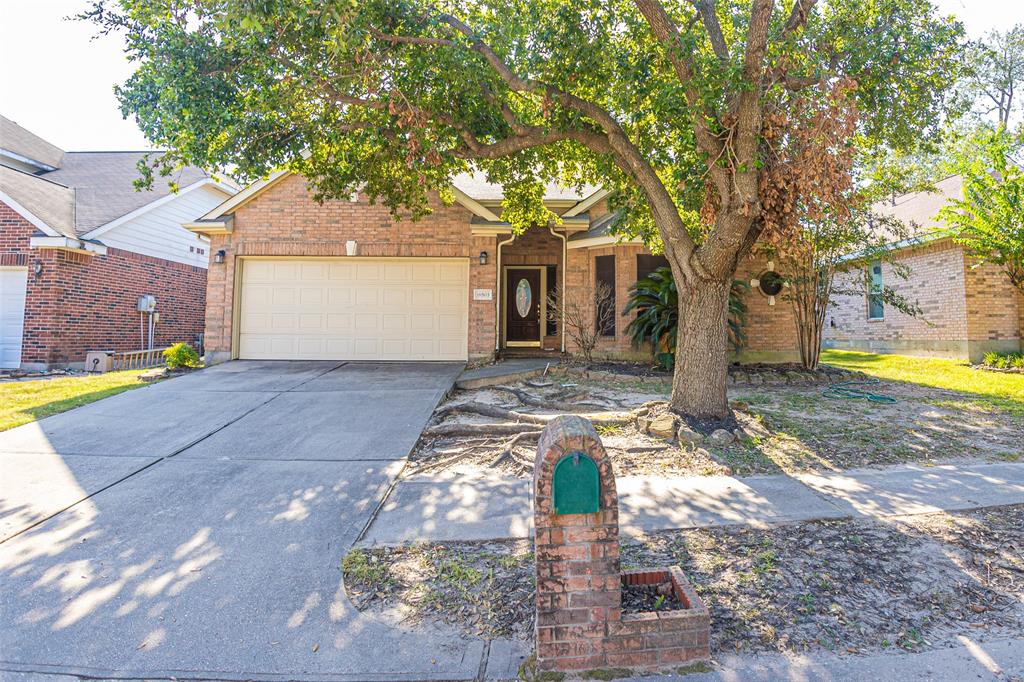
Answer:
xmin=203 ymin=174 xmax=496 ymax=363
xmin=823 ymin=239 xmax=1022 ymax=360
xmin=565 ymin=244 xmax=797 ymax=362
xmin=1 ymin=200 xmax=207 ymax=368
xmin=963 ymin=254 xmax=1023 ymax=357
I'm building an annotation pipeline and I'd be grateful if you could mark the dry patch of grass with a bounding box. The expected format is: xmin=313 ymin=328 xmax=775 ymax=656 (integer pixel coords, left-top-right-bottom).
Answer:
xmin=409 ymin=369 xmax=1021 ymax=479
xmin=343 ymin=541 xmax=535 ymax=639
xmin=345 ymin=506 xmax=1024 ymax=656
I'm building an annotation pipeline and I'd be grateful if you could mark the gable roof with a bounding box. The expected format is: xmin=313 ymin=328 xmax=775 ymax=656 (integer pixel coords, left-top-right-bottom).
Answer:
xmin=451 ymin=172 xmax=599 ymax=202
xmin=872 ymin=174 xmax=963 ymax=238
xmin=0 ymin=165 xmax=76 ymax=238
xmin=43 ymin=152 xmax=212 ymax=234
xmin=0 ymin=115 xmax=65 ymax=170
xmin=191 ymin=168 xmax=606 ymax=231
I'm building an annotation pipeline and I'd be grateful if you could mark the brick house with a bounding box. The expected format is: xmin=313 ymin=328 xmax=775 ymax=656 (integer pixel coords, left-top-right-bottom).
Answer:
xmin=0 ymin=116 xmax=236 ymax=369
xmin=824 ymin=175 xmax=1024 ymax=361
xmin=185 ymin=168 xmax=799 ymax=365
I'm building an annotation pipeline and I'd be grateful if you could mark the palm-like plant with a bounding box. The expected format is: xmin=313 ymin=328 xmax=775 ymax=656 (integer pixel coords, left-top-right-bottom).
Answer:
xmin=623 ymin=267 xmax=748 ymax=370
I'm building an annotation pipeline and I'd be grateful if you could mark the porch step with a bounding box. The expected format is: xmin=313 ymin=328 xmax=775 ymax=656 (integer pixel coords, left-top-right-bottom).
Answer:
xmin=456 ymin=358 xmax=559 ymax=390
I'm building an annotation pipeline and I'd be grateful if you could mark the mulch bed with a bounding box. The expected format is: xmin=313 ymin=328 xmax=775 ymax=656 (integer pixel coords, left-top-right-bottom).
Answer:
xmin=620 ymin=581 xmax=685 ymax=615
xmin=345 ymin=506 xmax=1024 ymax=655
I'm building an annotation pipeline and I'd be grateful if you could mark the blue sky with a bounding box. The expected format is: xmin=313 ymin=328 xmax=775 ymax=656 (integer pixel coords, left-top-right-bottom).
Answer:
xmin=1 ymin=0 xmax=1020 ymax=151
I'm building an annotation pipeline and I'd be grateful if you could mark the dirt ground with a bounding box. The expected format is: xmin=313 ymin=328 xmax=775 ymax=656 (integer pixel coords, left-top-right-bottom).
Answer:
xmin=343 ymin=505 xmax=1024 ymax=656
xmin=405 ymin=370 xmax=1022 ymax=479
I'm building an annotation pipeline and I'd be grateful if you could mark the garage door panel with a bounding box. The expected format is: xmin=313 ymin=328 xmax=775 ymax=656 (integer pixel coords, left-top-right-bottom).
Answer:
xmin=326 ymin=313 xmax=351 ymax=330
xmin=239 ymin=258 xmax=468 ymax=361
xmin=355 ymin=288 xmax=378 ymax=306
xmin=1 ymin=267 xmax=28 ymax=368
xmin=328 ymin=263 xmax=355 ymax=280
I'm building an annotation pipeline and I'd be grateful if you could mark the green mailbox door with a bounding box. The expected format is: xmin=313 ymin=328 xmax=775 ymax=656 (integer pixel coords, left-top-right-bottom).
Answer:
xmin=552 ymin=451 xmax=600 ymax=514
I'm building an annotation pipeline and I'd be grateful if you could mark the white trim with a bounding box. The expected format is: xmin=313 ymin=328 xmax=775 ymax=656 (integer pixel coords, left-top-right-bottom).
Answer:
xmin=470 ymin=224 xmax=514 ymax=236
xmin=198 ymin=168 xmax=292 ymax=220
xmin=0 ymin=189 xmax=61 ymax=237
xmin=563 ymin=188 xmax=609 ymax=217
xmin=567 ymin=235 xmax=642 ymax=250
xmin=82 ymin=178 xmax=237 ymax=240
xmin=30 ymin=236 xmax=108 ymax=255
xmin=183 ymin=215 xmax=233 ymax=236
xmin=451 ymin=187 xmax=503 ymax=222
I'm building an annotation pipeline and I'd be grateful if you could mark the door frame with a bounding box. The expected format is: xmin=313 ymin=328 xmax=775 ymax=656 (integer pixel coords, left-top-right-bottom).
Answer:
xmin=502 ymin=265 xmax=547 ymax=348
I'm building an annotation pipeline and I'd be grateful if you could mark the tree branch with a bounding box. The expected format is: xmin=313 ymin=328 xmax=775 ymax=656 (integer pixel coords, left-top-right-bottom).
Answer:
xmin=633 ymin=0 xmax=730 ymax=200
xmin=693 ymin=0 xmax=730 ymax=61
xmin=782 ymin=0 xmax=817 ymax=39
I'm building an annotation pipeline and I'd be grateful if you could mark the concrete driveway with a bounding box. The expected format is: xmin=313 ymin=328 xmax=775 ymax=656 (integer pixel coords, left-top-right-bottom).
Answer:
xmin=0 ymin=361 xmax=510 ymax=681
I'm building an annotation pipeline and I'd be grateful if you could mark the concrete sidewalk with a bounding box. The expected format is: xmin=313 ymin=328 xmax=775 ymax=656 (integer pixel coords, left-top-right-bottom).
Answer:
xmin=361 ymin=461 xmax=1024 ymax=545
xmin=624 ymin=636 xmax=1024 ymax=682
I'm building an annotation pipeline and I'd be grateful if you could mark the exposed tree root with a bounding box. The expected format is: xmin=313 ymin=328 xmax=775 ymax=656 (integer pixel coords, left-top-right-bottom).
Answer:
xmin=423 ymin=422 xmax=543 ymax=438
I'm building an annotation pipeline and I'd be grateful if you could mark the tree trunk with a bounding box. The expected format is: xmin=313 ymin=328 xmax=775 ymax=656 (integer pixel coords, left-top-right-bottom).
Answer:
xmin=670 ymin=278 xmax=731 ymax=422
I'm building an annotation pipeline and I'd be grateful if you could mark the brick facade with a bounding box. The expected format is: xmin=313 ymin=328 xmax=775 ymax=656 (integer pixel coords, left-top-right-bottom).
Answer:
xmin=200 ymin=173 xmax=801 ymax=364
xmin=824 ymin=239 xmax=1023 ymax=361
xmin=1 ymin=200 xmax=207 ymax=369
xmin=203 ymin=174 xmax=497 ymax=363
xmin=565 ymin=244 xmax=798 ymax=362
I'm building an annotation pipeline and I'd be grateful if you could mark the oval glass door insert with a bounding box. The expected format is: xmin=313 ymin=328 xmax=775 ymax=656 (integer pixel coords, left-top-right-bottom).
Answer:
xmin=515 ymin=278 xmax=532 ymax=318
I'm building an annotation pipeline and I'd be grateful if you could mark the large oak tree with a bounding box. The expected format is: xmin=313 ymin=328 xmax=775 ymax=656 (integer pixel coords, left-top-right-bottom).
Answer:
xmin=89 ymin=0 xmax=963 ymax=422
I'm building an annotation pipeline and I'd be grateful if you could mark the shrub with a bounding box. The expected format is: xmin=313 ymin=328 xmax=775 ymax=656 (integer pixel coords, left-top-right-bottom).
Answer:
xmin=623 ymin=266 xmax=748 ymax=370
xmin=163 ymin=342 xmax=200 ymax=369
xmin=981 ymin=351 xmax=1024 ymax=369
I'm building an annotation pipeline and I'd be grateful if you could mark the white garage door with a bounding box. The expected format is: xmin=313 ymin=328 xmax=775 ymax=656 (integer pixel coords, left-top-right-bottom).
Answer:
xmin=238 ymin=258 xmax=469 ymax=361
xmin=0 ymin=266 xmax=28 ymax=369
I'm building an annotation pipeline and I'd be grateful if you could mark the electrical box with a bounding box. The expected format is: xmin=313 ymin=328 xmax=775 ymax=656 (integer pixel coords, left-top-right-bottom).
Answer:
xmin=137 ymin=295 xmax=157 ymax=312
xmin=85 ymin=350 xmax=114 ymax=373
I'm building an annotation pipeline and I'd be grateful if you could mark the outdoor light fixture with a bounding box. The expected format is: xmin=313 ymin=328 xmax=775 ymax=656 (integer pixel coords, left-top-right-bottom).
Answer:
xmin=214 ymin=249 xmax=226 ymax=264
xmin=479 ymin=250 xmax=488 ymax=265
xmin=33 ymin=261 xmax=43 ymax=277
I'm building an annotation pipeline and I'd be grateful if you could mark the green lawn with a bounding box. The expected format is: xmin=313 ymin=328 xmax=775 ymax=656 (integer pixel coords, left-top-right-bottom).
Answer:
xmin=0 ymin=371 xmax=152 ymax=432
xmin=821 ymin=349 xmax=1024 ymax=416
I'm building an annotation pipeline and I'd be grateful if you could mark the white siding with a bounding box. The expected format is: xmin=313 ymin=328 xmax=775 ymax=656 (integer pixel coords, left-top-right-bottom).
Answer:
xmin=97 ymin=184 xmax=231 ymax=267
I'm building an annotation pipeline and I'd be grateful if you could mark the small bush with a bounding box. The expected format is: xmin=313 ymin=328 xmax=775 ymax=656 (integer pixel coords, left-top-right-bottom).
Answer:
xmin=163 ymin=342 xmax=200 ymax=369
xmin=981 ymin=351 xmax=1024 ymax=370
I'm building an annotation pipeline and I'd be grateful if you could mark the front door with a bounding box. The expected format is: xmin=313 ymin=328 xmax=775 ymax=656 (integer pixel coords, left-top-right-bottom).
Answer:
xmin=505 ymin=268 xmax=541 ymax=345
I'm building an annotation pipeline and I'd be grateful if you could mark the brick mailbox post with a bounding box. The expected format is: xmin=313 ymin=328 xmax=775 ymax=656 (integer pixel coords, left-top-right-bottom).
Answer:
xmin=533 ymin=415 xmax=711 ymax=673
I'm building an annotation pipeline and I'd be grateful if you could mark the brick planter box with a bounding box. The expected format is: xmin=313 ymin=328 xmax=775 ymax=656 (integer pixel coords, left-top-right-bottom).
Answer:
xmin=614 ymin=567 xmax=711 ymax=668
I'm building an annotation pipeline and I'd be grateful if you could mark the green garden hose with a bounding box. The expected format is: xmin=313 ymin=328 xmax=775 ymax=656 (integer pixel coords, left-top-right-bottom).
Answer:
xmin=822 ymin=378 xmax=897 ymax=404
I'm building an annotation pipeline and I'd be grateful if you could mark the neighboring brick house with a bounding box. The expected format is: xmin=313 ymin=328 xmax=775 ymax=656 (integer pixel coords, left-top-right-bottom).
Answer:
xmin=0 ymin=115 xmax=236 ymax=369
xmin=186 ymin=168 xmax=799 ymax=365
xmin=824 ymin=175 xmax=1024 ymax=361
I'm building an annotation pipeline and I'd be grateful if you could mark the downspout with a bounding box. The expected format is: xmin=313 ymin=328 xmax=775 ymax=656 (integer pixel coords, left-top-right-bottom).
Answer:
xmin=495 ymin=232 xmax=516 ymax=352
xmin=549 ymin=225 xmax=568 ymax=353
